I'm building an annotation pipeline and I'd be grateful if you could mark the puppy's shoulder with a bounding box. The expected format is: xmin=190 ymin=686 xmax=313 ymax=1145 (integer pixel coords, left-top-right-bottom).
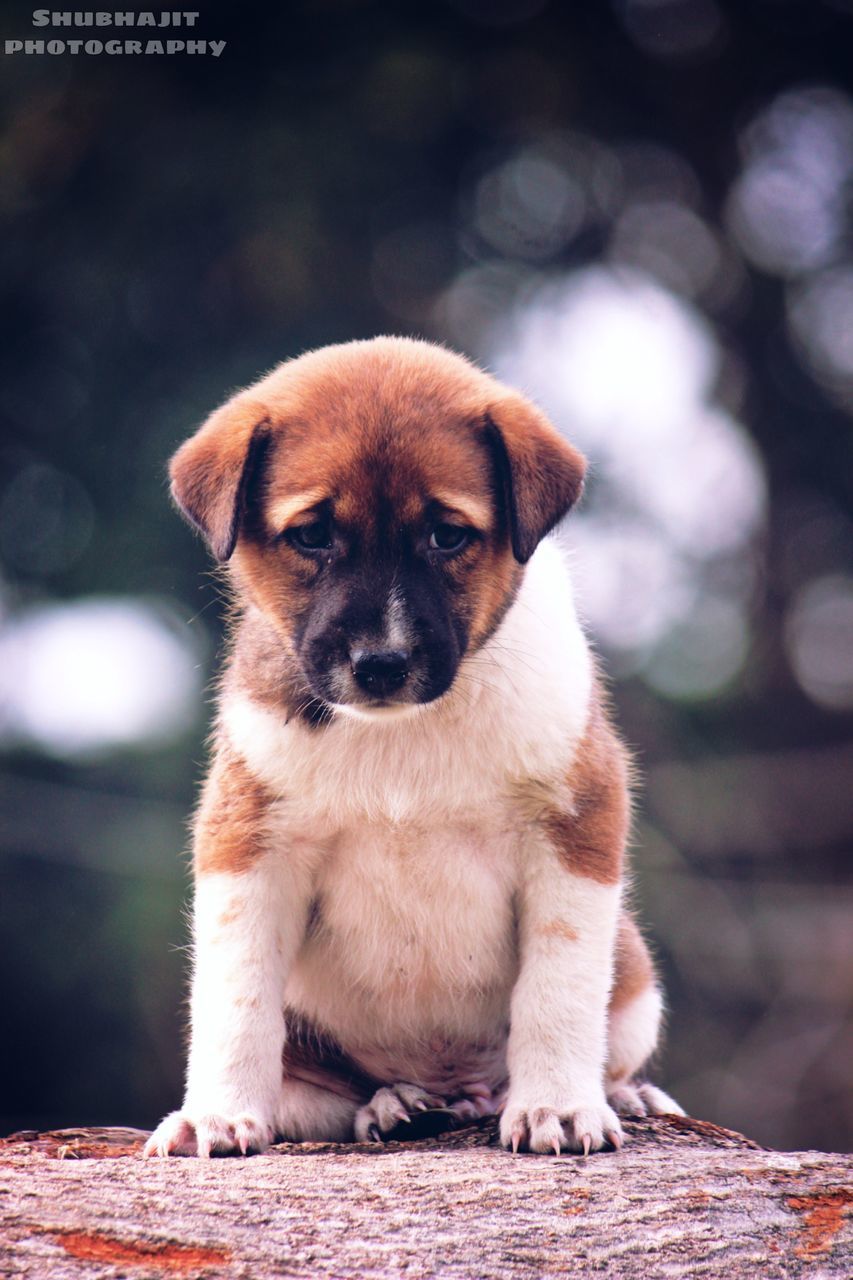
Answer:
xmin=541 ymin=671 xmax=632 ymax=886
xmin=192 ymin=740 xmax=276 ymax=876
xmin=572 ymin=668 xmax=634 ymax=798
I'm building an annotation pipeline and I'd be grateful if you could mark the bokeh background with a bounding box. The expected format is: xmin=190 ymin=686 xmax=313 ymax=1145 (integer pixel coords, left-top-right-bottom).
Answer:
xmin=1 ymin=0 xmax=851 ymax=1153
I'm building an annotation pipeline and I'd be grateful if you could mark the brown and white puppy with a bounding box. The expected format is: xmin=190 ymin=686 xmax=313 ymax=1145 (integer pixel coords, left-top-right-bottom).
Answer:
xmin=145 ymin=336 xmax=682 ymax=1160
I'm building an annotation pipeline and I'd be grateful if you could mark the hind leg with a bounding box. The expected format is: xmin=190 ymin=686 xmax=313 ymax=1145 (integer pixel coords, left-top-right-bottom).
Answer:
xmin=275 ymin=1078 xmax=360 ymax=1142
xmin=605 ymin=912 xmax=684 ymax=1117
xmin=354 ymin=1083 xmax=446 ymax=1142
xmin=606 ymin=984 xmax=683 ymax=1116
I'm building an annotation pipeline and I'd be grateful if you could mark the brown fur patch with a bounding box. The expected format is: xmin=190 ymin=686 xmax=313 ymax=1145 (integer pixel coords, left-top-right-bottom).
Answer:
xmin=609 ymin=910 xmax=656 ymax=1013
xmin=193 ymin=748 xmax=273 ymax=876
xmin=485 ymin=397 xmax=585 ymax=562
xmin=542 ymin=677 xmax=631 ymax=886
xmin=282 ymin=1008 xmax=380 ymax=1103
xmin=170 ymin=399 xmax=269 ymax=563
xmin=539 ymin=919 xmax=580 ymax=942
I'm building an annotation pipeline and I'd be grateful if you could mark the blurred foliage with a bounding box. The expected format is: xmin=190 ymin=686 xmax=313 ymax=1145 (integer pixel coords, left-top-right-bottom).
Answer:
xmin=0 ymin=0 xmax=851 ymax=1151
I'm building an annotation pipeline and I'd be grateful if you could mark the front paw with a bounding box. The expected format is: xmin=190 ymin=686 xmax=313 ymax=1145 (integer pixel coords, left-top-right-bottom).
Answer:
xmin=500 ymin=1096 xmax=623 ymax=1155
xmin=143 ymin=1109 xmax=274 ymax=1158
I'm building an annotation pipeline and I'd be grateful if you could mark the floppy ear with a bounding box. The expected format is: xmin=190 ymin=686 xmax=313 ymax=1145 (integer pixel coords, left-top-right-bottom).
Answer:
xmin=169 ymin=396 xmax=270 ymax=563
xmin=485 ymin=393 xmax=587 ymax=563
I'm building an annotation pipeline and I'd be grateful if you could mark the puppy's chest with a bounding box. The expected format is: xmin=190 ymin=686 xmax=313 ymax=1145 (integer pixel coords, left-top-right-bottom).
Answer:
xmin=300 ymin=815 xmax=521 ymax=998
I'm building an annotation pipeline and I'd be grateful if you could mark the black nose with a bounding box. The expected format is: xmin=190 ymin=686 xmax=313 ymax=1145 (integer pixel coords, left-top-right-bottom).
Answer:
xmin=351 ymin=649 xmax=410 ymax=697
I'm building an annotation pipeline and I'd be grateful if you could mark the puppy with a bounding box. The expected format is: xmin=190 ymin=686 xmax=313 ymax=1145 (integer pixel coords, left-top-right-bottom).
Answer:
xmin=145 ymin=336 xmax=682 ymax=1159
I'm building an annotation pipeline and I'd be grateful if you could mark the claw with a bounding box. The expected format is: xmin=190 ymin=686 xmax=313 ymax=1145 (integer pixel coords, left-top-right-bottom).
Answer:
xmin=581 ymin=1133 xmax=591 ymax=1157
xmin=367 ymin=1124 xmax=382 ymax=1143
xmin=605 ymin=1128 xmax=622 ymax=1151
xmin=413 ymin=1100 xmax=429 ymax=1112
xmin=510 ymin=1125 xmax=524 ymax=1154
xmin=551 ymin=1137 xmax=562 ymax=1157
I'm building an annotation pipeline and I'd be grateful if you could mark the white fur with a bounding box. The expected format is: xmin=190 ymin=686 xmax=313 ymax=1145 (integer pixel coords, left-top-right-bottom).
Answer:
xmin=145 ymin=849 xmax=317 ymax=1156
xmin=382 ymin=583 xmax=411 ymax=652
xmin=183 ymin=857 xmax=309 ymax=1120
xmin=500 ymin=840 xmax=624 ymax=1153
xmin=275 ymin=1079 xmax=358 ymax=1143
xmin=147 ymin=541 xmax=649 ymax=1156
xmin=607 ymin=983 xmax=664 ymax=1086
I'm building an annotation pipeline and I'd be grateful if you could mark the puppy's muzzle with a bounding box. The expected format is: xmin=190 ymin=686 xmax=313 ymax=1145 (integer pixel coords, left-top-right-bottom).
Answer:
xmin=350 ymin=648 xmax=410 ymax=698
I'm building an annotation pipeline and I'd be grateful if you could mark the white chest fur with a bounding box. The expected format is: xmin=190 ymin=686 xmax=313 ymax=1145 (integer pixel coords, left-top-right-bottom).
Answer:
xmin=285 ymin=812 xmax=521 ymax=1056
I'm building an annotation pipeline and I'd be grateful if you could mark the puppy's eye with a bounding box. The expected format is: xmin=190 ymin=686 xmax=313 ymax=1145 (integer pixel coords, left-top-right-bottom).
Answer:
xmin=289 ymin=520 xmax=332 ymax=551
xmin=429 ymin=523 xmax=470 ymax=553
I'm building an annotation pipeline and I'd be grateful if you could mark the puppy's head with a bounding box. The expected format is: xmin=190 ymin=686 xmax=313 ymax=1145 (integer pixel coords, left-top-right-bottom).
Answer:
xmin=170 ymin=338 xmax=585 ymax=718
